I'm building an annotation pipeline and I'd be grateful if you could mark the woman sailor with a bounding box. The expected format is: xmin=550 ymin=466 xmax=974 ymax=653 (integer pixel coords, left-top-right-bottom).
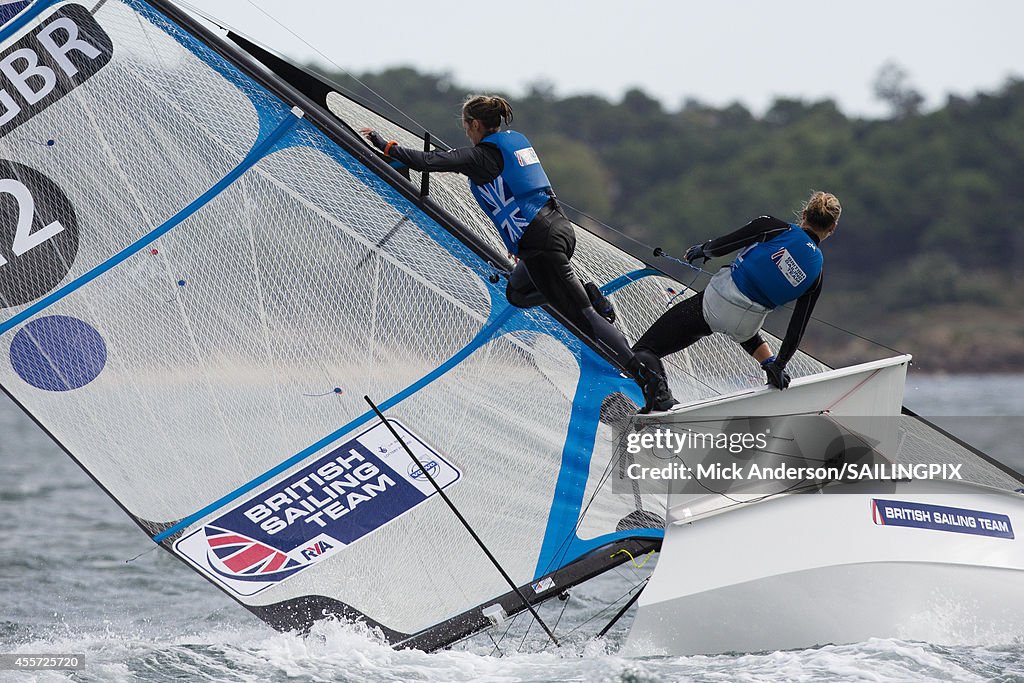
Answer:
xmin=360 ymin=95 xmax=665 ymax=406
xmin=632 ymin=191 xmax=842 ymax=410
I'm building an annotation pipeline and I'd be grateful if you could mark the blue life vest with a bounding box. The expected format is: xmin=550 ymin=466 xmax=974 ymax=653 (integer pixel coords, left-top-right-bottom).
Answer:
xmin=468 ymin=130 xmax=552 ymax=254
xmin=730 ymin=225 xmax=823 ymax=309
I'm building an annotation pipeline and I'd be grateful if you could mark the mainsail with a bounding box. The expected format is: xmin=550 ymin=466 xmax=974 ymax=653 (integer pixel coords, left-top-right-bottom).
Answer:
xmin=0 ymin=0 xmax=676 ymax=648
xmin=1 ymin=0 xmax=1015 ymax=654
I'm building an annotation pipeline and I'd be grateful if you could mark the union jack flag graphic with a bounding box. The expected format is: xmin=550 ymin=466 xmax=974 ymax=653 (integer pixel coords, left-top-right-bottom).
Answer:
xmin=203 ymin=525 xmax=304 ymax=581
xmin=871 ymin=499 xmax=886 ymax=525
xmin=476 ymin=177 xmax=527 ymax=243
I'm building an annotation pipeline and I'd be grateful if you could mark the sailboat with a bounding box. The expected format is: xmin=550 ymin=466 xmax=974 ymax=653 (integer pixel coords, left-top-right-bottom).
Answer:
xmin=0 ymin=0 xmax=1021 ymax=656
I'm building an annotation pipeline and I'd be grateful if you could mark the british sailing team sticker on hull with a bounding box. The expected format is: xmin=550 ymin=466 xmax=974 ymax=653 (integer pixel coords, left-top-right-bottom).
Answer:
xmin=871 ymin=498 xmax=1014 ymax=539
xmin=175 ymin=419 xmax=462 ymax=596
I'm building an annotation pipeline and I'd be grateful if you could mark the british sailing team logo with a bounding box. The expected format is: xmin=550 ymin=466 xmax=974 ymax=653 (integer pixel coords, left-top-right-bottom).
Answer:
xmin=175 ymin=420 xmax=461 ymax=596
xmin=770 ymin=246 xmax=808 ymax=287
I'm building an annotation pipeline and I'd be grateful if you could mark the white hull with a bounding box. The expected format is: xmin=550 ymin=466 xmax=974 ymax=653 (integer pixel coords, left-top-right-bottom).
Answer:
xmin=623 ymin=480 xmax=1024 ymax=655
xmin=621 ymin=356 xmax=1024 ymax=655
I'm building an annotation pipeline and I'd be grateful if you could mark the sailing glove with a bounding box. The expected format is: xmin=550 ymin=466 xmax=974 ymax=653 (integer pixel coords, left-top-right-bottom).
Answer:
xmin=366 ymin=129 xmax=388 ymax=151
xmin=684 ymin=242 xmax=710 ymax=264
xmin=761 ymin=355 xmax=791 ymax=390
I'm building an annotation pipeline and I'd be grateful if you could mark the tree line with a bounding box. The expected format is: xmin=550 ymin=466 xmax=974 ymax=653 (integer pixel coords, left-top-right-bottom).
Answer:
xmin=322 ymin=65 xmax=1024 ymax=323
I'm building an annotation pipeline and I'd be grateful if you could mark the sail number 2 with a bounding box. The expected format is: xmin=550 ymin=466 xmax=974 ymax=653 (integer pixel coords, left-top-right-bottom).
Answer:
xmin=0 ymin=178 xmax=64 ymax=267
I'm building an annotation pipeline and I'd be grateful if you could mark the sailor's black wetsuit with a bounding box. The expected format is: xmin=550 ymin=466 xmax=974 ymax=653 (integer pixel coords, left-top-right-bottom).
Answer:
xmin=379 ymin=133 xmax=637 ymax=364
xmin=634 ymin=216 xmax=823 ymax=367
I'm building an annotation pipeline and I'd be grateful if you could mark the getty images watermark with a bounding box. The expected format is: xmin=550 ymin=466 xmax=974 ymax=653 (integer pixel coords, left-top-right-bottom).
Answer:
xmin=612 ymin=416 xmax=980 ymax=496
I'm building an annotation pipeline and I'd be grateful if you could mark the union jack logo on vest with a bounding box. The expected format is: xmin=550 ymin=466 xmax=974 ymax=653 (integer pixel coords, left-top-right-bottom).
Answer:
xmin=476 ymin=177 xmax=528 ymax=243
xmin=203 ymin=525 xmax=305 ymax=582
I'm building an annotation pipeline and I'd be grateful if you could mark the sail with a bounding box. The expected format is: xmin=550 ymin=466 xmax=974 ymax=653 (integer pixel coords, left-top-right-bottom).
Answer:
xmin=0 ymin=0 xmax=674 ymax=648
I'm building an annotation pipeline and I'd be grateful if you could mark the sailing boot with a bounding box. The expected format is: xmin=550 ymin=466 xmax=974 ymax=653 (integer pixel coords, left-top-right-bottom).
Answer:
xmin=628 ymin=352 xmax=678 ymax=414
xmin=584 ymin=281 xmax=616 ymax=324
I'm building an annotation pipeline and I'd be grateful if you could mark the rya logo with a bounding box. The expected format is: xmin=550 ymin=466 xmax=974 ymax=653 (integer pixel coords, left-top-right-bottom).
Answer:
xmin=300 ymin=540 xmax=335 ymax=561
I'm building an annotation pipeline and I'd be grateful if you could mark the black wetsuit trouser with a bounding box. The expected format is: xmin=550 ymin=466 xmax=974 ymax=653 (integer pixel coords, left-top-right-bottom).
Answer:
xmin=632 ymin=291 xmax=764 ymax=376
xmin=505 ymin=203 xmax=636 ymax=366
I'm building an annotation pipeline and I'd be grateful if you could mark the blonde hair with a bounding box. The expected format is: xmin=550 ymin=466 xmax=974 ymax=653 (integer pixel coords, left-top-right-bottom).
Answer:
xmin=800 ymin=191 xmax=842 ymax=231
xmin=462 ymin=95 xmax=514 ymax=131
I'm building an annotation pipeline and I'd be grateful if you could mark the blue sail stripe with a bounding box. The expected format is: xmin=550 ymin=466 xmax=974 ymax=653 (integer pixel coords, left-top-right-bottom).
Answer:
xmin=153 ymin=304 xmax=520 ymax=543
xmin=0 ymin=112 xmax=302 ymax=338
xmin=533 ymin=349 xmax=654 ymax=578
xmin=599 ymin=268 xmax=661 ymax=296
xmin=0 ymin=0 xmax=60 ymax=43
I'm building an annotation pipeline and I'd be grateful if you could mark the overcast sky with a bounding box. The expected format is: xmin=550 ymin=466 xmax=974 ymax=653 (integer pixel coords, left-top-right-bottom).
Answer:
xmin=182 ymin=0 xmax=1024 ymax=119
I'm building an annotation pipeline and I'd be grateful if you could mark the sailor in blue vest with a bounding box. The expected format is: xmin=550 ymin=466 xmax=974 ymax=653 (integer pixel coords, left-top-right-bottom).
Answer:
xmin=633 ymin=191 xmax=842 ymax=405
xmin=360 ymin=95 xmax=666 ymax=405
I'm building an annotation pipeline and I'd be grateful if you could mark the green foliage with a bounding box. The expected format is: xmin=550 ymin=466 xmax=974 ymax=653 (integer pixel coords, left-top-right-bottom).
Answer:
xmin=874 ymin=253 xmax=1008 ymax=309
xmin=529 ymin=134 xmax=613 ymax=218
xmin=319 ymin=66 xmax=1024 ymax=312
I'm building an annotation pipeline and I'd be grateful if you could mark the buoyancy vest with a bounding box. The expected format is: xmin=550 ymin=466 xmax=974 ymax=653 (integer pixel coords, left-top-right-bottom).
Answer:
xmin=730 ymin=225 xmax=823 ymax=309
xmin=468 ymin=130 xmax=552 ymax=254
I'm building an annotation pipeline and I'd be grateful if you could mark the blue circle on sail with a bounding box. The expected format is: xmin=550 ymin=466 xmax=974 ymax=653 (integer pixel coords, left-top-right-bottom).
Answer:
xmin=10 ymin=315 xmax=107 ymax=391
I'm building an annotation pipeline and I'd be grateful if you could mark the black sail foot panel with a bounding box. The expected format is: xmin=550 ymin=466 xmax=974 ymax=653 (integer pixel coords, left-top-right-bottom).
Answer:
xmin=244 ymin=537 xmax=660 ymax=652
xmin=247 ymin=596 xmax=409 ymax=642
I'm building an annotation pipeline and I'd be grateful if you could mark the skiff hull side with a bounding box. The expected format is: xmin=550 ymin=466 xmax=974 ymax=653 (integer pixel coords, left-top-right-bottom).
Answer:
xmin=622 ymin=480 xmax=1024 ymax=656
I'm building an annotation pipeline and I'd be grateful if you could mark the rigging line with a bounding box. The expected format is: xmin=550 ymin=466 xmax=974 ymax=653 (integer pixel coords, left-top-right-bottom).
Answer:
xmin=544 ymin=402 xmax=674 ymax=572
xmin=125 ymin=545 xmax=159 ymax=564
xmin=488 ymin=610 xmax=526 ymax=656
xmin=239 ymin=0 xmax=430 ymax=137
xmin=484 ymin=630 xmax=504 ymax=657
xmin=645 ymin=407 xmax=833 ymax=424
xmin=688 ymin=473 xmax=829 ymax=507
xmin=560 ymin=578 xmax=647 ymax=638
xmin=823 ymin=369 xmax=883 ymax=412
xmin=445 ymin=604 xmax=523 ymax=654
xmin=134 ymin=1 xmax=167 ymax=71
xmin=365 ymin=396 xmax=561 ymax=649
xmin=611 ymin=548 xmax=654 ymax=569
xmin=596 ymin=578 xmax=648 ymax=638
xmin=551 ymin=593 xmax=571 ymax=635
xmin=663 ymin=354 xmax=722 ymax=395
xmin=516 ymin=610 xmax=534 ymax=653
xmin=538 ymin=434 xmax=622 ymax=576
xmin=608 ymin=564 xmax=639 ymax=585
xmin=354 ymin=215 xmax=410 ymax=270
xmin=541 ymin=438 xmax=659 ymax=579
